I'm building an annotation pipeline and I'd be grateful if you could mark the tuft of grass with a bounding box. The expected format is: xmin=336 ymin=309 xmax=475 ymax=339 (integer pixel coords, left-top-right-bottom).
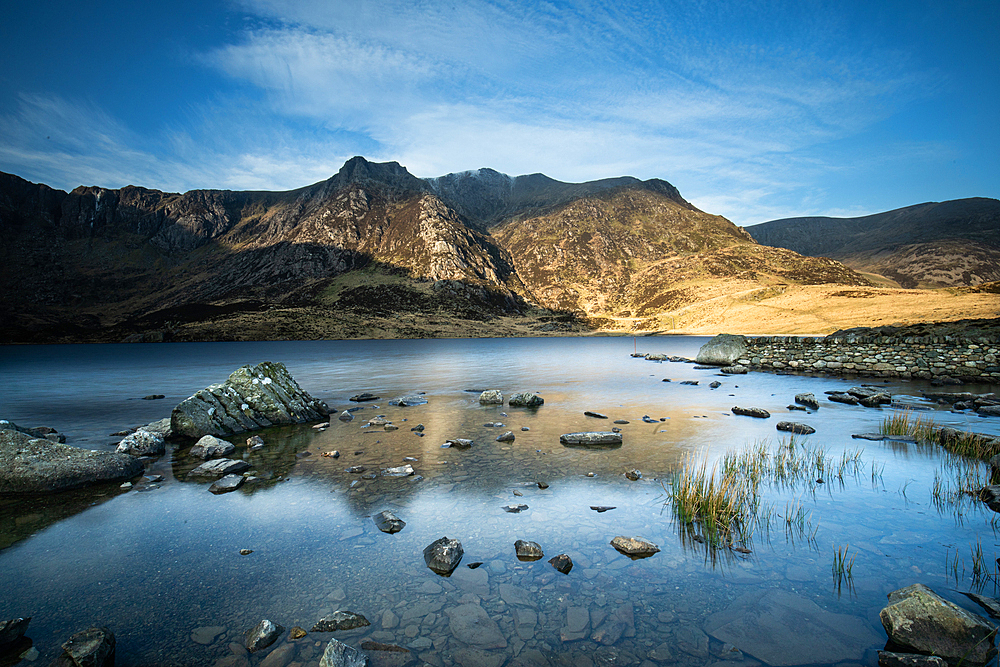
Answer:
xmin=879 ymin=409 xmax=935 ymax=438
xmin=832 ymin=544 xmax=855 ymax=595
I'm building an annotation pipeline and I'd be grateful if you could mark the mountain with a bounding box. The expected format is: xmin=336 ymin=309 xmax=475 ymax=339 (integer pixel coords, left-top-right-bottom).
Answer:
xmin=0 ymin=157 xmax=901 ymax=342
xmin=745 ymin=198 xmax=1000 ymax=287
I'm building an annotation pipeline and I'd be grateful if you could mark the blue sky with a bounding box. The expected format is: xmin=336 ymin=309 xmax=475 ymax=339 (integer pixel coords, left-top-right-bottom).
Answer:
xmin=0 ymin=0 xmax=996 ymax=225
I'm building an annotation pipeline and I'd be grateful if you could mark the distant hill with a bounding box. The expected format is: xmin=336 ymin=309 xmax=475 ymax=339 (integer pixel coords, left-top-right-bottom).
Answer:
xmin=746 ymin=198 xmax=1000 ymax=288
xmin=0 ymin=157 xmax=890 ymax=342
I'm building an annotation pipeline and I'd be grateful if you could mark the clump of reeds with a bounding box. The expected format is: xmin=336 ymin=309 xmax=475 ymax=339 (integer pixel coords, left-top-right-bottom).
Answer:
xmin=879 ymin=409 xmax=935 ymax=439
xmin=668 ymin=458 xmax=758 ymax=547
xmin=668 ymin=437 xmax=864 ymax=550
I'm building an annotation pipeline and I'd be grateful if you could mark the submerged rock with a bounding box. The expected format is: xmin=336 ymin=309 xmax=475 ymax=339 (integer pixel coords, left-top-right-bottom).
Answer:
xmin=732 ymin=406 xmax=770 ymax=419
xmin=496 ymin=431 xmax=515 ymax=442
xmin=705 ymin=588 xmax=880 ymax=666
xmin=52 ymin=627 xmax=116 ymax=667
xmin=209 ymin=474 xmax=245 ymax=494
xmin=318 ymin=638 xmax=369 ymax=667
xmin=877 ymin=651 xmax=947 ymax=667
xmin=0 ymin=425 xmax=143 ymax=494
xmin=794 ymin=393 xmax=820 ymax=410
xmin=776 ymin=422 xmax=816 ymax=435
xmin=445 ymin=604 xmax=507 ymax=650
xmin=311 ymin=612 xmax=371 ymax=632
xmin=374 ymin=510 xmax=406 ymax=534
xmin=245 ymin=620 xmax=284 ymax=653
xmin=171 ymin=362 xmax=329 ymax=439
xmin=695 ymin=334 xmax=748 ymax=366
xmin=246 ymin=435 xmax=265 ymax=449
xmin=349 ymin=393 xmax=379 ymax=402
xmin=508 ymin=393 xmax=544 ymax=408
xmin=388 ymin=395 xmax=427 ymax=407
xmin=559 ymin=432 xmax=622 ymax=447
xmin=424 ymin=537 xmax=464 ymax=575
xmin=190 ymin=435 xmax=236 ymax=460
xmin=610 ymin=536 xmax=660 ymax=558
xmin=382 ymin=464 xmax=414 ymax=477
xmin=503 ymin=504 xmax=529 ymax=513
xmin=445 ymin=439 xmax=474 ymax=450
xmin=880 ymin=583 xmax=997 ymax=666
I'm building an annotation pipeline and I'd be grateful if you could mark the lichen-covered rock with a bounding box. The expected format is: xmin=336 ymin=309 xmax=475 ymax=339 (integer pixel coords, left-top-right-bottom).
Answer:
xmin=478 ymin=390 xmax=503 ymax=405
xmin=115 ymin=429 xmax=166 ymax=456
xmin=696 ymin=334 xmax=748 ymax=366
xmin=880 ymin=583 xmax=997 ymax=666
xmin=795 ymin=393 xmax=820 ymax=410
xmin=0 ymin=426 xmax=143 ymax=494
xmin=171 ymin=362 xmax=328 ymax=439
xmin=508 ymin=393 xmax=544 ymax=407
xmin=311 ymin=611 xmax=371 ymax=632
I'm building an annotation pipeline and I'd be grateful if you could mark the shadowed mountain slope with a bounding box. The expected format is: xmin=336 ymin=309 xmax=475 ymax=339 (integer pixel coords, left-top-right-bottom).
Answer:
xmin=746 ymin=198 xmax=1000 ymax=287
xmin=1 ymin=157 xmax=897 ymax=341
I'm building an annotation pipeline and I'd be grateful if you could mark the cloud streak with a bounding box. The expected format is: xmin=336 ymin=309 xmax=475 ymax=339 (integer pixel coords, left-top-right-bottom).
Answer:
xmin=0 ymin=0 xmax=963 ymax=225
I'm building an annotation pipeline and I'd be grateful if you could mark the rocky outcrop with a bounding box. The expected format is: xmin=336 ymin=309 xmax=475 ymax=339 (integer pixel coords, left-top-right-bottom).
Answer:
xmin=0 ymin=425 xmax=143 ymax=494
xmin=311 ymin=612 xmax=371 ymax=632
xmin=696 ymin=335 xmax=749 ymax=366
xmin=880 ymin=583 xmax=997 ymax=665
xmin=171 ymin=362 xmax=329 ymax=439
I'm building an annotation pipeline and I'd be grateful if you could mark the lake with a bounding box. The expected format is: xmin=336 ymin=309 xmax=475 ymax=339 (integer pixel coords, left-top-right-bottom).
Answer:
xmin=2 ymin=336 xmax=1000 ymax=667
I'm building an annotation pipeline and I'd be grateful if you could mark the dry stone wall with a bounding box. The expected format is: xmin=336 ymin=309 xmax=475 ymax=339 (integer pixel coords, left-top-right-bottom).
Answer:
xmin=736 ymin=334 xmax=1000 ymax=383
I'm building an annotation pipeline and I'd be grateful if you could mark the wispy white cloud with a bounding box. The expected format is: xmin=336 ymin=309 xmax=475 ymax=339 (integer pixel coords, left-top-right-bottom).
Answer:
xmin=0 ymin=0 xmax=949 ymax=224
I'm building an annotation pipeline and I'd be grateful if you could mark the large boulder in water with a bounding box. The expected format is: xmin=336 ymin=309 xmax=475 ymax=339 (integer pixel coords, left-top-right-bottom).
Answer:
xmin=880 ymin=583 xmax=997 ymax=665
xmin=171 ymin=362 xmax=329 ymax=439
xmin=0 ymin=425 xmax=143 ymax=494
xmin=696 ymin=334 xmax=748 ymax=366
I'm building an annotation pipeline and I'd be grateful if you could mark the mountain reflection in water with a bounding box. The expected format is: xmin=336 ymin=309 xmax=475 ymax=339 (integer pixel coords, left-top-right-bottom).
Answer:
xmin=1 ymin=337 xmax=999 ymax=667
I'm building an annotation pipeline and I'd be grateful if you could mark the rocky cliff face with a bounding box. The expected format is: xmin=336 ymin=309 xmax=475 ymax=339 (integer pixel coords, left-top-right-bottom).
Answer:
xmin=1 ymin=157 xmax=874 ymax=341
xmin=746 ymin=198 xmax=1000 ymax=287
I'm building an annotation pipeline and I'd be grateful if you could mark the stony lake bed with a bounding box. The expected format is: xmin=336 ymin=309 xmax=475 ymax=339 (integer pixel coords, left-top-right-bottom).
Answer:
xmin=2 ymin=337 xmax=1000 ymax=667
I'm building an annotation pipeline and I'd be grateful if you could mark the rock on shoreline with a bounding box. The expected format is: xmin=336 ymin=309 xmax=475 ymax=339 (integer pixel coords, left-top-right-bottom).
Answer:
xmin=0 ymin=424 xmax=143 ymax=494
xmin=171 ymin=362 xmax=329 ymax=439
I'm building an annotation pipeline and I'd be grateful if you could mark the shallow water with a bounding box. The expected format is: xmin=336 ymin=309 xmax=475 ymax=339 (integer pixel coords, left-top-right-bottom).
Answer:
xmin=1 ymin=337 xmax=1000 ymax=667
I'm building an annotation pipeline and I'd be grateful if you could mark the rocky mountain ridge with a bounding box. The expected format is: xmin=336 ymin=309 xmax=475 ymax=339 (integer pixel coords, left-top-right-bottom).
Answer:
xmin=746 ymin=198 xmax=1000 ymax=287
xmin=2 ymin=157 xmax=876 ymax=342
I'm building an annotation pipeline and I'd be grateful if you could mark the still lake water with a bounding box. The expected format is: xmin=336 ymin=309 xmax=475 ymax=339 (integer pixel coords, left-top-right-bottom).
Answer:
xmin=2 ymin=337 xmax=1000 ymax=667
